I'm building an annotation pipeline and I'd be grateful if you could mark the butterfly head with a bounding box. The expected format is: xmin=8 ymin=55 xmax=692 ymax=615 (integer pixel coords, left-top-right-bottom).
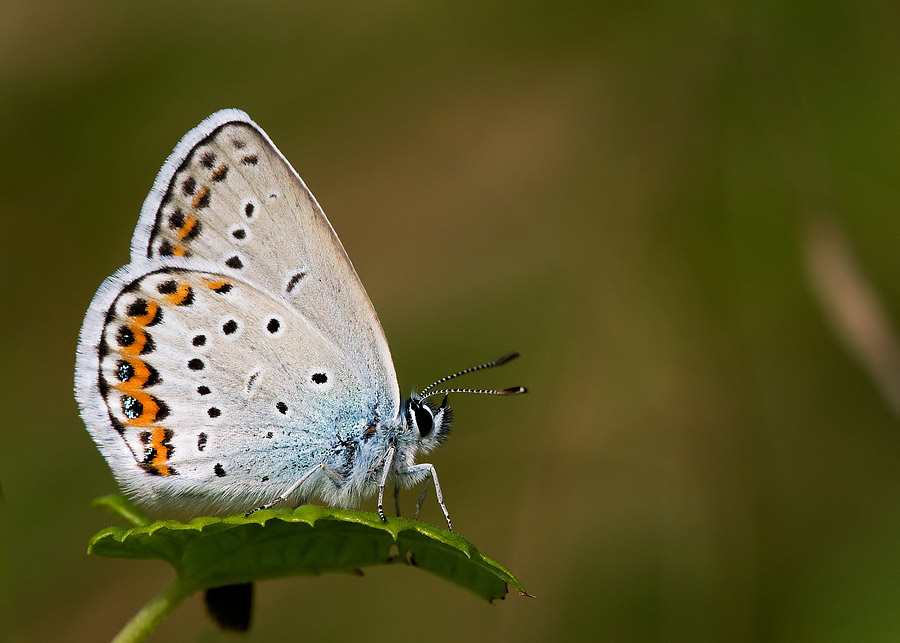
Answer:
xmin=406 ymin=393 xmax=454 ymax=453
xmin=403 ymin=352 xmax=526 ymax=452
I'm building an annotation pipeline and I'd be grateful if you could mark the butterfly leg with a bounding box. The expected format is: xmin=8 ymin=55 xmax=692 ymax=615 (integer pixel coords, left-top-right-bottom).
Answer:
xmin=393 ymin=483 xmax=401 ymax=517
xmin=402 ymin=464 xmax=451 ymax=530
xmin=320 ymin=463 xmax=345 ymax=487
xmin=246 ymin=462 xmax=340 ymax=516
xmin=413 ymin=477 xmax=431 ymax=521
xmin=376 ymin=446 xmax=396 ymax=523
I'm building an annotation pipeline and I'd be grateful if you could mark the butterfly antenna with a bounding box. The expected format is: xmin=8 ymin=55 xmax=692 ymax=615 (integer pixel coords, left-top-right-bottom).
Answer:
xmin=419 ymin=352 xmax=525 ymax=399
xmin=420 ymin=386 xmax=527 ymax=400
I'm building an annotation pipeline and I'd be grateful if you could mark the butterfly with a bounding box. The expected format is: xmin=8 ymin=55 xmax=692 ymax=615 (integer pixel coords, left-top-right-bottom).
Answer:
xmin=74 ymin=109 xmax=525 ymax=529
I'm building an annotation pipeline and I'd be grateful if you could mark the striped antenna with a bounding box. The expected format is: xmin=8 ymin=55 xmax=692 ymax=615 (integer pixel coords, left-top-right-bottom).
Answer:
xmin=418 ymin=352 xmax=524 ymax=398
xmin=420 ymin=386 xmax=527 ymax=401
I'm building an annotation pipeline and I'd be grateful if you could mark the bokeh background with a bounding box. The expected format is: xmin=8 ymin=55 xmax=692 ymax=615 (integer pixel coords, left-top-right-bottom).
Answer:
xmin=4 ymin=1 xmax=900 ymax=641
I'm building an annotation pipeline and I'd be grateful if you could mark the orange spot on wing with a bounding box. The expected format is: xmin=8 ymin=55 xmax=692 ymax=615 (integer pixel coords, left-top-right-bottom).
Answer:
xmin=119 ymin=323 xmax=148 ymax=356
xmin=123 ymin=391 xmax=159 ymax=427
xmin=211 ymin=164 xmax=228 ymax=181
xmin=163 ymin=282 xmax=192 ymax=305
xmin=145 ymin=427 xmax=175 ymax=476
xmin=177 ymin=214 xmax=198 ymax=240
xmin=192 ymin=186 xmax=209 ymax=208
xmin=204 ymin=279 xmax=229 ymax=290
xmin=129 ymin=300 xmax=159 ymax=326
xmin=115 ymin=356 xmax=152 ymax=391
xmin=172 ymin=244 xmax=187 ymax=257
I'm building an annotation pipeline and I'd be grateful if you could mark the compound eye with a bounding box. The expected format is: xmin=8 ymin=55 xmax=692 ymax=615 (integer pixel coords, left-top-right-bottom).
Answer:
xmin=413 ymin=402 xmax=435 ymax=438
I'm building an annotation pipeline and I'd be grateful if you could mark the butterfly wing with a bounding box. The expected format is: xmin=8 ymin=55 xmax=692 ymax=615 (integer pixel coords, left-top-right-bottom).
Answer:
xmin=76 ymin=262 xmax=381 ymax=515
xmin=76 ymin=111 xmax=400 ymax=516
xmin=132 ymin=109 xmax=399 ymax=419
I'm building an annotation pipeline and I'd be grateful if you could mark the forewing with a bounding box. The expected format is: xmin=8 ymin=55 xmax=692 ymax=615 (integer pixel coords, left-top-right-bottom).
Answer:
xmin=131 ymin=109 xmax=400 ymax=420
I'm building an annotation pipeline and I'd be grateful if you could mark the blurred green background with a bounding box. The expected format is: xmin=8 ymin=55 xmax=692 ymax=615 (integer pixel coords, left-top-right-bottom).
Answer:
xmin=3 ymin=1 xmax=900 ymax=641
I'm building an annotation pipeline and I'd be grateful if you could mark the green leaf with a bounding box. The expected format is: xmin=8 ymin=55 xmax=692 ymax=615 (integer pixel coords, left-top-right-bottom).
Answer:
xmin=89 ymin=500 xmax=528 ymax=602
xmin=92 ymin=494 xmax=152 ymax=527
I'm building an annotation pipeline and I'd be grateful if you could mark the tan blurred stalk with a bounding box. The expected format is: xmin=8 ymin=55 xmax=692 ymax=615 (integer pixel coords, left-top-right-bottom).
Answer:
xmin=804 ymin=217 xmax=900 ymax=417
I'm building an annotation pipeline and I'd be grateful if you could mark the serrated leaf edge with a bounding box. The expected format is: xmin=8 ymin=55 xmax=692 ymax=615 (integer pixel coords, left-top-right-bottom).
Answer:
xmin=88 ymin=504 xmax=526 ymax=594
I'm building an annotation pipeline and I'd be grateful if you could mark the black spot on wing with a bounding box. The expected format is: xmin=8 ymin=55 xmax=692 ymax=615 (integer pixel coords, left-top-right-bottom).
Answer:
xmin=168 ymin=209 xmax=185 ymax=230
xmin=121 ymin=395 xmax=143 ymax=419
xmin=141 ymin=335 xmax=155 ymax=355
xmin=126 ymin=299 xmax=148 ymax=318
xmin=116 ymin=326 xmax=135 ymax=347
xmin=115 ymin=361 xmax=134 ymax=382
xmin=181 ymin=176 xmax=196 ymax=196
xmin=286 ymin=272 xmax=306 ymax=293
xmin=144 ymin=362 xmax=161 ymax=387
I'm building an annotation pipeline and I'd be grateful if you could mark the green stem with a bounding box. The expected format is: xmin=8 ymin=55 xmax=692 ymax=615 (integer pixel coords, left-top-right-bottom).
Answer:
xmin=111 ymin=577 xmax=193 ymax=643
